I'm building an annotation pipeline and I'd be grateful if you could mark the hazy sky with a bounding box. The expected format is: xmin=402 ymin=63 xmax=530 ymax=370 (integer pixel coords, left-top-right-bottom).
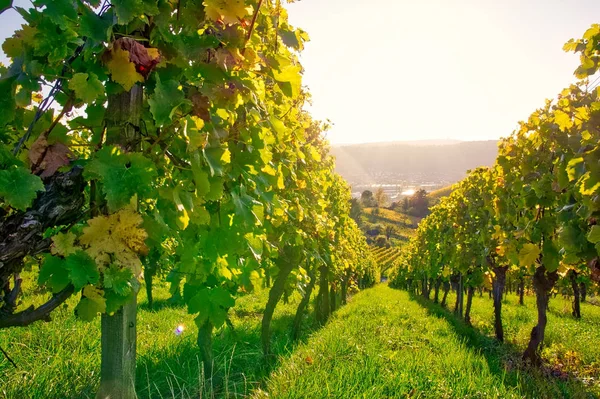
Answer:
xmin=286 ymin=0 xmax=600 ymax=144
xmin=1 ymin=1 xmax=599 ymax=144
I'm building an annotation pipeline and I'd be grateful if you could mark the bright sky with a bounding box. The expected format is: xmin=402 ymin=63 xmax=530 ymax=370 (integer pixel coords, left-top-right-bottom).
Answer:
xmin=286 ymin=0 xmax=600 ymax=144
xmin=1 ymin=1 xmax=599 ymax=144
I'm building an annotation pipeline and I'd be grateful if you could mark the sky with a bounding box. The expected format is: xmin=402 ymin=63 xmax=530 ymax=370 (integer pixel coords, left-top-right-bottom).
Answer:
xmin=286 ymin=0 xmax=600 ymax=144
xmin=1 ymin=0 xmax=599 ymax=144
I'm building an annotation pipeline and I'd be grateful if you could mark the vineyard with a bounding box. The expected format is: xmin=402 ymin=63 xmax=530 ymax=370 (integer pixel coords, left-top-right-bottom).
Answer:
xmin=389 ymin=22 xmax=600 ymax=393
xmin=0 ymin=0 xmax=378 ymax=397
xmin=1 ymin=1 xmax=600 ymax=398
xmin=371 ymin=246 xmax=402 ymax=276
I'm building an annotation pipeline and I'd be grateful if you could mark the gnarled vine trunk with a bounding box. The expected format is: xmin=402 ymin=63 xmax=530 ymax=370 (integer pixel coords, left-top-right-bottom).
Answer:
xmin=492 ymin=264 xmax=507 ymax=342
xmin=440 ymin=281 xmax=450 ymax=308
xmin=569 ymin=270 xmax=581 ymax=319
xmin=316 ymin=265 xmax=330 ymax=325
xmin=522 ymin=266 xmax=559 ymax=365
xmin=464 ymin=285 xmax=475 ymax=325
xmin=433 ymin=277 xmax=441 ymax=304
xmin=518 ymin=276 xmax=525 ymax=305
xmin=261 ymin=259 xmax=295 ymax=356
xmin=291 ymin=267 xmax=316 ymax=341
xmin=197 ymin=320 xmax=214 ymax=379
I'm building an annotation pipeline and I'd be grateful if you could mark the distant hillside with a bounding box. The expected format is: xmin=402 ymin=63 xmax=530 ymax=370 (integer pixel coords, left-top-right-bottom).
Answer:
xmin=429 ymin=185 xmax=454 ymax=199
xmin=331 ymin=140 xmax=498 ymax=186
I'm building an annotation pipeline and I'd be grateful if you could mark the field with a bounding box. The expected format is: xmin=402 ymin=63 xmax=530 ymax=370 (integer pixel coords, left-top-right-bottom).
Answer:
xmin=3 ymin=276 xmax=599 ymax=398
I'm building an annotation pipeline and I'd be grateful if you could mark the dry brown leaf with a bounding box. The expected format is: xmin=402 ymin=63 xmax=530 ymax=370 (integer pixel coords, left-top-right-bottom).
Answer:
xmin=29 ymin=135 xmax=73 ymax=178
xmin=114 ymin=37 xmax=161 ymax=78
xmin=190 ymin=92 xmax=211 ymax=122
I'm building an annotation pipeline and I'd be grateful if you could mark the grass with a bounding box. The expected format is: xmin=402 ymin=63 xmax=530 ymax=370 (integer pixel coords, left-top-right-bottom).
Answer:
xmin=2 ymin=275 xmax=599 ymax=398
xmin=443 ymin=289 xmax=600 ymax=382
xmin=256 ymin=285 xmax=599 ymax=398
xmin=0 ymin=270 xmax=318 ymax=398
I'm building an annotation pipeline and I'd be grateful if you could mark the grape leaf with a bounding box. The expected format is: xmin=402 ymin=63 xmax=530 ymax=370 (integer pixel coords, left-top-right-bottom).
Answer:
xmin=518 ymin=243 xmax=540 ymax=267
xmin=85 ymin=146 xmax=157 ymax=211
xmin=588 ymin=225 xmax=600 ymax=244
xmin=75 ymin=285 xmax=106 ymax=321
xmin=68 ymin=72 xmax=105 ymax=103
xmin=189 ymin=286 xmax=234 ymax=328
xmin=79 ymin=5 xmax=111 ymax=42
xmin=0 ymin=0 xmax=12 ymax=15
xmin=148 ymin=77 xmax=189 ymax=126
xmin=203 ymin=0 xmax=253 ymax=25
xmin=28 ymin=136 xmax=73 ymax=178
xmin=66 ymin=251 xmax=100 ymax=291
xmin=79 ymin=209 xmax=148 ymax=275
xmin=103 ymin=264 xmax=133 ymax=296
xmin=203 ymin=145 xmax=231 ymax=176
xmin=32 ymin=0 xmax=77 ymax=28
xmin=39 ymin=255 xmax=70 ymax=293
xmin=0 ymin=166 xmax=44 ymax=210
xmin=106 ymin=47 xmax=143 ymax=91
xmin=51 ymin=232 xmax=77 ymax=256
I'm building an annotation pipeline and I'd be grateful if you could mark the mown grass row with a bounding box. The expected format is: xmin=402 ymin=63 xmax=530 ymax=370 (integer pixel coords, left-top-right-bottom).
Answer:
xmin=0 ymin=271 xmax=318 ymax=398
xmin=257 ymin=285 xmax=599 ymax=398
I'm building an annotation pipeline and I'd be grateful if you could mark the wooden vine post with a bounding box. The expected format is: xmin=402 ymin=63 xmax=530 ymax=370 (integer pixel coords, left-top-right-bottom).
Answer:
xmin=96 ymin=85 xmax=143 ymax=399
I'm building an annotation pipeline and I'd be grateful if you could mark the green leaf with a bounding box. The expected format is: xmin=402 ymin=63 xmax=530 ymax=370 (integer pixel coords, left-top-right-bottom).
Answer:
xmin=84 ymin=146 xmax=157 ymax=211
xmin=587 ymin=225 xmax=600 ymax=244
xmin=75 ymin=286 xmax=106 ymax=321
xmin=188 ymin=287 xmax=234 ymax=328
xmin=68 ymin=73 xmax=105 ymax=104
xmin=210 ymin=287 xmax=235 ymax=308
xmin=103 ymin=265 xmax=133 ymax=296
xmin=148 ymin=78 xmax=189 ymax=126
xmin=66 ymin=251 xmax=99 ymax=291
xmin=112 ymin=0 xmax=142 ymax=24
xmin=566 ymin=157 xmax=584 ymax=181
xmin=0 ymin=0 xmax=12 ymax=15
xmin=0 ymin=166 xmax=44 ymax=210
xmin=104 ymin=288 xmax=134 ymax=315
xmin=244 ymin=233 xmax=263 ymax=260
xmin=0 ymin=78 xmax=16 ymax=125
xmin=32 ymin=0 xmax=77 ymax=28
xmin=39 ymin=255 xmax=70 ymax=293
xmin=203 ymin=146 xmax=230 ymax=177
xmin=79 ymin=6 xmax=111 ymax=42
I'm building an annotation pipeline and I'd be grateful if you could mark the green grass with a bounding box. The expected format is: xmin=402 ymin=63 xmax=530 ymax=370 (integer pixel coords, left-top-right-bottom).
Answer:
xmin=256 ymin=285 xmax=599 ymax=398
xmin=3 ymin=276 xmax=599 ymax=398
xmin=444 ymin=289 xmax=600 ymax=382
xmin=0 ymin=270 xmax=317 ymax=398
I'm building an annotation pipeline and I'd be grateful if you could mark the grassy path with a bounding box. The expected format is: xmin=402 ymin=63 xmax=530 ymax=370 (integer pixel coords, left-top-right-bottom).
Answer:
xmin=2 ymin=277 xmax=598 ymax=398
xmin=257 ymin=285 xmax=597 ymax=399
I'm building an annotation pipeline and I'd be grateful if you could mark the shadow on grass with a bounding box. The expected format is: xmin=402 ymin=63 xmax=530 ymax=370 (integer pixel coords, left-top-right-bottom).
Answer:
xmin=406 ymin=291 xmax=596 ymax=399
xmin=138 ymin=298 xmax=186 ymax=312
xmin=134 ymin=310 xmax=319 ymax=399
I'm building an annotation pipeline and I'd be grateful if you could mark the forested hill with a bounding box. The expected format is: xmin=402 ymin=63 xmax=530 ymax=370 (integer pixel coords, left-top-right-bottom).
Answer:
xmin=331 ymin=140 xmax=499 ymax=184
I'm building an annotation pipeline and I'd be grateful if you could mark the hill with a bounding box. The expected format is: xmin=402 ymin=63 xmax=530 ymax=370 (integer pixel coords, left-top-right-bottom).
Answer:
xmin=331 ymin=140 xmax=499 ymax=188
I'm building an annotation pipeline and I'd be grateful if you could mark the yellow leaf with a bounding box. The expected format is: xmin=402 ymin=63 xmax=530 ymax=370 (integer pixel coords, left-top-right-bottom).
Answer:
xmin=518 ymin=243 xmax=540 ymax=267
xmin=80 ymin=209 xmax=148 ymax=276
xmin=51 ymin=232 xmax=77 ymax=256
xmin=106 ymin=48 xmax=144 ymax=91
xmin=146 ymin=48 xmax=160 ymax=60
xmin=203 ymin=0 xmax=253 ymax=25
xmin=261 ymin=164 xmax=277 ymax=176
